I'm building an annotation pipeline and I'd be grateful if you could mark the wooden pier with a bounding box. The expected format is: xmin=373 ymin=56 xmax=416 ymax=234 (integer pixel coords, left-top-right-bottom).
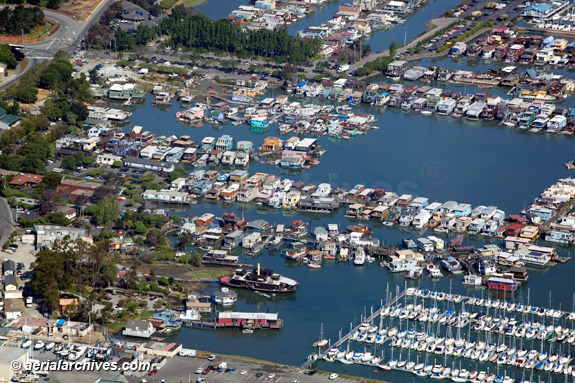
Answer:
xmin=300 ymin=289 xmax=407 ymax=370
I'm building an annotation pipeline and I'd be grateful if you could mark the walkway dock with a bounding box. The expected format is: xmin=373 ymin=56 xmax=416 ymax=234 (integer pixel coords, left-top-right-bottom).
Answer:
xmin=300 ymin=289 xmax=407 ymax=370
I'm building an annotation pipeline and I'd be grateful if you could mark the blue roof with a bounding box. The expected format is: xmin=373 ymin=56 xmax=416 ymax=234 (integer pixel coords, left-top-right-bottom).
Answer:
xmin=527 ymin=3 xmax=553 ymax=13
xmin=56 ymin=319 xmax=66 ymax=326
xmin=297 ymin=81 xmax=307 ymax=87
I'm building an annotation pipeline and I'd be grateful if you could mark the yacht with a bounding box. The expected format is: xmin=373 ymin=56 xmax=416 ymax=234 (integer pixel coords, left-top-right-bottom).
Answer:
xmin=219 ymin=265 xmax=298 ymax=293
xmin=353 ymin=247 xmax=367 ymax=266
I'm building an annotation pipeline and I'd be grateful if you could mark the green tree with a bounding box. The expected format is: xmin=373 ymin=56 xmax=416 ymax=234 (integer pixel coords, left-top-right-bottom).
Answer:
xmin=389 ymin=41 xmax=398 ymax=58
xmin=132 ymin=221 xmax=148 ymax=235
xmin=94 ymin=196 xmax=119 ymax=227
xmin=45 ymin=212 xmax=70 ymax=226
xmin=15 ymin=87 xmax=38 ymax=103
xmin=39 ymin=67 xmax=62 ymax=89
xmin=145 ymin=228 xmax=165 ymax=248
xmin=167 ymin=166 xmax=187 ymax=182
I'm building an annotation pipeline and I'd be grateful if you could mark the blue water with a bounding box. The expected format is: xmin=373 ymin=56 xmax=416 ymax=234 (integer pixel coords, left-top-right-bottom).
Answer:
xmin=125 ymin=94 xmax=575 ymax=381
xmin=126 ymin=95 xmax=573 ymax=214
xmin=126 ymin=0 xmax=575 ymax=378
xmin=193 ymin=0 xmax=461 ymax=50
xmin=365 ymin=0 xmax=462 ymax=52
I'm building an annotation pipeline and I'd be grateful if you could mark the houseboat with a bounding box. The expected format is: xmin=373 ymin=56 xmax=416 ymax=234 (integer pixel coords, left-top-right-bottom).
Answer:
xmin=486 ymin=276 xmax=519 ymax=292
xmin=221 ymin=184 xmax=241 ymax=201
xmin=440 ymin=256 xmax=462 ymax=273
xmin=219 ymin=265 xmax=299 ymax=293
xmin=463 ymin=274 xmax=483 ymax=286
xmin=436 ymin=98 xmax=457 ymax=115
xmin=221 ymin=151 xmax=237 ymax=166
xmin=235 ymin=152 xmax=250 ymax=166
xmin=213 ymin=287 xmax=238 ymax=306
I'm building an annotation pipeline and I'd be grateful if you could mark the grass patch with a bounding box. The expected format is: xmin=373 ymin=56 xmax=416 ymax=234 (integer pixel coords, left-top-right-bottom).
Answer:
xmin=137 ymin=310 xmax=155 ymax=319
xmin=185 ymin=268 xmax=228 ymax=280
xmin=26 ymin=19 xmax=56 ymax=40
xmin=182 ymin=0 xmax=208 ymax=7
xmin=105 ymin=322 xmax=126 ymax=330
xmin=160 ymin=0 xmax=178 ymax=9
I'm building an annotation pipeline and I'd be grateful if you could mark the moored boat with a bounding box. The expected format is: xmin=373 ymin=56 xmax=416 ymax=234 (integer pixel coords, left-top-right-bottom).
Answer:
xmin=219 ymin=264 xmax=298 ymax=293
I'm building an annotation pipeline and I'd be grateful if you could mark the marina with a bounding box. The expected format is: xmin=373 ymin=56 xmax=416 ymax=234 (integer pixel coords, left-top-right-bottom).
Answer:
xmin=306 ymin=287 xmax=575 ymax=383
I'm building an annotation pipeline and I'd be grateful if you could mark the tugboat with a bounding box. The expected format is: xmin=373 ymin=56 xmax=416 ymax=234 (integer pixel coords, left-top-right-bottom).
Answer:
xmin=219 ymin=264 xmax=298 ymax=293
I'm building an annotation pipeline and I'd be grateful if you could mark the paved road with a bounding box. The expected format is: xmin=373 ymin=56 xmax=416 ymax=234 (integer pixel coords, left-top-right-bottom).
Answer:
xmin=349 ymin=17 xmax=459 ymax=71
xmin=0 ymin=0 xmax=116 ymax=91
xmin=0 ymin=197 xmax=14 ymax=249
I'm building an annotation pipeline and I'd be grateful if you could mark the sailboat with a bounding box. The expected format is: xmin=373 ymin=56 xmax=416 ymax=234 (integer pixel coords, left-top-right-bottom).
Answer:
xmin=312 ymin=322 xmax=328 ymax=348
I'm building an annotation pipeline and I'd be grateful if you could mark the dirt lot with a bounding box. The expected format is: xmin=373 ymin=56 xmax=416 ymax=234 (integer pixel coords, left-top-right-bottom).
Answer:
xmin=58 ymin=0 xmax=106 ymax=21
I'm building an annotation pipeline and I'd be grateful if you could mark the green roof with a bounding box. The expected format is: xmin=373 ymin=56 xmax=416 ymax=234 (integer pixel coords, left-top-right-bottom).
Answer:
xmin=389 ymin=60 xmax=407 ymax=67
xmin=0 ymin=114 xmax=21 ymax=126
xmin=0 ymin=107 xmax=6 ymax=117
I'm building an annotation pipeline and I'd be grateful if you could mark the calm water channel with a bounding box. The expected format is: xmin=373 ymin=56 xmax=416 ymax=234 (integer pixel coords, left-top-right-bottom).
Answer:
xmin=126 ymin=0 xmax=575 ymax=379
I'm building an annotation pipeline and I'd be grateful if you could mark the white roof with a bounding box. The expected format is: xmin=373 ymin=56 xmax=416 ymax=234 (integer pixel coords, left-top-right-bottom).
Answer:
xmin=218 ymin=312 xmax=278 ymax=320
xmin=110 ymin=83 xmax=135 ymax=91
xmin=297 ymin=138 xmax=317 ymax=147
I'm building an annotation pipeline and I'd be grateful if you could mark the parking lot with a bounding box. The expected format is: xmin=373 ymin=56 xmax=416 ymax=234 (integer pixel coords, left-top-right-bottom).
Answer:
xmin=43 ymin=353 xmax=379 ymax=383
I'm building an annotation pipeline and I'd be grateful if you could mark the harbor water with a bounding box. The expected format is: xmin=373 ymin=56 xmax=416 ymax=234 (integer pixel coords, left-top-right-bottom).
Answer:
xmin=126 ymin=93 xmax=575 ymax=381
xmin=124 ymin=0 xmax=575 ymax=379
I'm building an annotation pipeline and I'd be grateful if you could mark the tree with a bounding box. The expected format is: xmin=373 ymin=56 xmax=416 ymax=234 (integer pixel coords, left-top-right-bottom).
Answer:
xmin=39 ymin=189 xmax=60 ymax=214
xmin=389 ymin=41 xmax=398 ymax=58
xmin=62 ymin=152 xmax=85 ymax=170
xmin=39 ymin=67 xmax=62 ymax=89
xmin=145 ymin=228 xmax=165 ymax=248
xmin=29 ymin=249 xmax=64 ymax=313
xmin=38 ymin=172 xmax=62 ymax=192
xmin=167 ymin=166 xmax=187 ymax=182
xmin=176 ymin=231 xmax=194 ymax=250
xmin=15 ymin=87 xmax=38 ymax=103
xmin=0 ymin=44 xmax=18 ymax=69
xmin=45 ymin=212 xmax=70 ymax=226
xmin=94 ymin=196 xmax=119 ymax=227
xmin=70 ymin=102 xmax=88 ymax=122
xmin=132 ymin=221 xmax=148 ymax=235
xmin=99 ymin=261 xmax=117 ymax=287
xmin=280 ymin=63 xmax=298 ymax=81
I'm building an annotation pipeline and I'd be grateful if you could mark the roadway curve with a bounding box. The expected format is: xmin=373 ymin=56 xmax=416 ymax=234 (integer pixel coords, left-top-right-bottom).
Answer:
xmin=0 ymin=197 xmax=15 ymax=248
xmin=0 ymin=0 xmax=115 ymax=90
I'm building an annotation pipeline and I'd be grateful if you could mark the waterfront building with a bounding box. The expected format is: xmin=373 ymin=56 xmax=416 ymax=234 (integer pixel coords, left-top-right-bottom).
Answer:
xmin=142 ymin=189 xmax=193 ymax=204
xmin=123 ymin=319 xmax=155 ymax=338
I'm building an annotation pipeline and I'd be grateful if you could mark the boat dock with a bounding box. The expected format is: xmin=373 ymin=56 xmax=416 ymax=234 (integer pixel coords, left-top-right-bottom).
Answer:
xmin=300 ymin=288 xmax=407 ymax=369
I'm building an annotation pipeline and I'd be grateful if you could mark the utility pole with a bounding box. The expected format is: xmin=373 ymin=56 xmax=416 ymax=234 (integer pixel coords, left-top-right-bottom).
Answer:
xmin=21 ymin=29 xmax=24 ymax=44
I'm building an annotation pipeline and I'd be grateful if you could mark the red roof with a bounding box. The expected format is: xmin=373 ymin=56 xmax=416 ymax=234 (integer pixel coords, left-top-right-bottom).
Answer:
xmin=509 ymin=215 xmax=529 ymax=223
xmin=497 ymin=223 xmax=523 ymax=233
xmin=10 ymin=173 xmax=43 ymax=186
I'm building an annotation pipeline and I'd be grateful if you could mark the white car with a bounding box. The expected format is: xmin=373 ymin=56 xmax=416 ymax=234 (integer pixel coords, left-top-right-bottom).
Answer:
xmin=195 ymin=368 xmax=203 ymax=374
xmin=329 ymin=373 xmax=339 ymax=380
xmin=208 ymin=354 xmax=216 ymax=361
xmin=240 ymin=370 xmax=247 ymax=375
xmin=269 ymin=373 xmax=277 ymax=379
